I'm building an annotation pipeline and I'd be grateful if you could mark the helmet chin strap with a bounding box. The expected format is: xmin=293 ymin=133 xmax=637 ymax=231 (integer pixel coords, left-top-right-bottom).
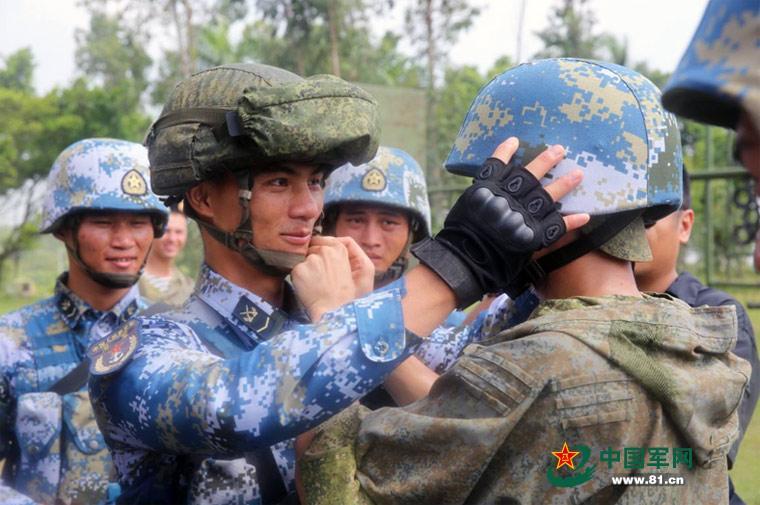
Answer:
xmin=64 ymin=234 xmax=146 ymax=290
xmin=187 ymin=172 xmax=308 ymax=277
xmin=373 ymin=232 xmax=413 ymax=288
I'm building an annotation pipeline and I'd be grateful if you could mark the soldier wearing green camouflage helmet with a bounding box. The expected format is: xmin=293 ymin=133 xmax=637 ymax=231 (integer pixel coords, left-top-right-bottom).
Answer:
xmin=0 ymin=138 xmax=168 ymax=505
xmin=297 ymin=59 xmax=748 ymax=504
xmin=323 ymin=146 xmax=432 ymax=287
xmin=89 ymin=60 xmax=589 ymax=505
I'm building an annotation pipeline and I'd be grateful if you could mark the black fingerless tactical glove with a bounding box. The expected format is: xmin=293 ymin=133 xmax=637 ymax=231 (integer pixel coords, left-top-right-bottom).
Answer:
xmin=412 ymin=157 xmax=566 ymax=307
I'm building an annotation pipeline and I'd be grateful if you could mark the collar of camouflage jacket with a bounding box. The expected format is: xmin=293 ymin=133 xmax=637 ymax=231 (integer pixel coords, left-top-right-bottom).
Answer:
xmin=194 ymin=263 xmax=309 ymax=341
xmin=54 ymin=272 xmax=141 ymax=331
xmin=499 ymin=293 xmax=751 ymax=468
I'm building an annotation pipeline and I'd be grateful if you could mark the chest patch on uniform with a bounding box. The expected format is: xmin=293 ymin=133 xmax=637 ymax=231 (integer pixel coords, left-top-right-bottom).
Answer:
xmin=88 ymin=319 xmax=140 ymax=375
xmin=121 ymin=169 xmax=147 ymax=196
xmin=361 ymin=168 xmax=386 ymax=192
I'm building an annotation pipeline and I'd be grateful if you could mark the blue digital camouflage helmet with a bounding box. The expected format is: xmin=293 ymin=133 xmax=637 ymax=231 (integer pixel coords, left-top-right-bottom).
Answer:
xmin=41 ymin=138 xmax=169 ymax=287
xmin=324 ymin=146 xmax=432 ymax=241
xmin=445 ymin=58 xmax=683 ymax=286
xmin=324 ymin=146 xmax=432 ymax=283
xmin=662 ymin=0 xmax=760 ymax=129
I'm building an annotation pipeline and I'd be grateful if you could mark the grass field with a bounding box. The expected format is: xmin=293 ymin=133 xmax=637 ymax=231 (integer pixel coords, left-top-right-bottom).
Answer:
xmin=733 ymin=401 xmax=760 ymax=504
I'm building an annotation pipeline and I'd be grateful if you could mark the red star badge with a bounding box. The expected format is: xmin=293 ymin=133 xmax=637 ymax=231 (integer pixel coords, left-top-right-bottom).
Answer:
xmin=552 ymin=441 xmax=581 ymax=470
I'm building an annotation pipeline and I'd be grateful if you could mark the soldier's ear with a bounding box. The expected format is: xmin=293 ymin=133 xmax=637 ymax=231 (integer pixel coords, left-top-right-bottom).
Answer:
xmin=185 ymin=182 xmax=215 ymax=221
xmin=677 ymin=209 xmax=695 ymax=245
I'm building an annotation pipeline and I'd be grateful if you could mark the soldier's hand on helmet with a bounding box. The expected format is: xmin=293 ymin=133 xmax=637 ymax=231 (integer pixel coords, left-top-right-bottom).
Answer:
xmin=412 ymin=137 xmax=590 ymax=307
xmin=292 ymin=236 xmax=371 ymax=321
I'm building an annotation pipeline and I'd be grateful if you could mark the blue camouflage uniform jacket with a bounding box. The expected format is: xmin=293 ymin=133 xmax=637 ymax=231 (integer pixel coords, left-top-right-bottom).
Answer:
xmin=91 ymin=264 xmax=432 ymax=505
xmin=416 ymin=291 xmax=540 ymax=374
xmin=0 ymin=274 xmax=142 ymax=505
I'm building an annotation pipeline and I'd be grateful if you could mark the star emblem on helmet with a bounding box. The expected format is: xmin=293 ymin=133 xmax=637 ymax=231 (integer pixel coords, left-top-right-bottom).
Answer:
xmin=361 ymin=168 xmax=387 ymax=192
xmin=121 ymin=169 xmax=148 ymax=196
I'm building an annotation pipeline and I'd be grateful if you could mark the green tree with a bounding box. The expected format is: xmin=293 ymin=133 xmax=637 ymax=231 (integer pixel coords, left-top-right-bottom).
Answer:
xmin=402 ymin=0 xmax=480 ymax=219
xmin=0 ymin=48 xmax=35 ymax=93
xmin=0 ymin=52 xmax=80 ymax=280
xmin=0 ymin=42 xmax=156 ymax=282
xmin=534 ymin=0 xmax=631 ymax=65
xmin=534 ymin=0 xmax=601 ymax=59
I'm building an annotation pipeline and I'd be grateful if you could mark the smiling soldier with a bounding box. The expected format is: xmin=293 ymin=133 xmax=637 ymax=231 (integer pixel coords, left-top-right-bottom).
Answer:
xmin=0 ymin=138 xmax=168 ymax=505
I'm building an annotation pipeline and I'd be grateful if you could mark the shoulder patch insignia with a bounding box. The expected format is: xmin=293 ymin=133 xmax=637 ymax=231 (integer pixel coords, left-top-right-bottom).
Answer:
xmin=233 ymin=296 xmax=287 ymax=341
xmin=361 ymin=168 xmax=387 ymax=192
xmin=88 ymin=319 xmax=140 ymax=375
xmin=121 ymin=169 xmax=148 ymax=196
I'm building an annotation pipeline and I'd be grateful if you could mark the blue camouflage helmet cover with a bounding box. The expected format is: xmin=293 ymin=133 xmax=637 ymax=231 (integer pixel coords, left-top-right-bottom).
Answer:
xmin=324 ymin=146 xmax=432 ymax=241
xmin=41 ymin=138 xmax=169 ymax=234
xmin=662 ymin=0 xmax=760 ymax=129
xmin=445 ymin=58 xmax=683 ymax=221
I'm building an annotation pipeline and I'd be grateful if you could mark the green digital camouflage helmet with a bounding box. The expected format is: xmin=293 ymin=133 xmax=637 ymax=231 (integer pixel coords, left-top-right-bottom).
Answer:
xmin=145 ymin=63 xmax=381 ymax=273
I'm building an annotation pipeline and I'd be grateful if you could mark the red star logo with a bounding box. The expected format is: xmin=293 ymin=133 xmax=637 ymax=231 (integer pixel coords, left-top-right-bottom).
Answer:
xmin=552 ymin=441 xmax=581 ymax=470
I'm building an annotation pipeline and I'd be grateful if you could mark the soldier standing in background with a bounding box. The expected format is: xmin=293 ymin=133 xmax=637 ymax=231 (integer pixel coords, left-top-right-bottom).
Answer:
xmin=323 ymin=147 xmax=436 ymax=290
xmin=323 ymin=147 xmax=485 ymax=409
xmin=0 ymin=139 xmax=168 ymax=505
xmin=634 ymin=168 xmax=759 ymax=505
xmin=139 ymin=205 xmax=194 ymax=306
xmin=661 ymin=1 xmax=760 ymax=502
xmin=88 ymin=62 xmax=584 ymax=505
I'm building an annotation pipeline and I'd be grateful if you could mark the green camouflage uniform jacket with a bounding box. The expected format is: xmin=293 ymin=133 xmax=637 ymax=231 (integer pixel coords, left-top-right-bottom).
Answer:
xmin=301 ymin=294 xmax=750 ymax=505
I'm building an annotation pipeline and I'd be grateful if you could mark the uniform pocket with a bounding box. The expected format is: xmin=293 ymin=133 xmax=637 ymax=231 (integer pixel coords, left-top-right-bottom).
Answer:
xmin=14 ymin=392 xmax=63 ymax=502
xmin=58 ymin=390 xmax=111 ymax=505
xmin=62 ymin=391 xmax=106 ymax=454
xmin=552 ymin=371 xmax=634 ymax=429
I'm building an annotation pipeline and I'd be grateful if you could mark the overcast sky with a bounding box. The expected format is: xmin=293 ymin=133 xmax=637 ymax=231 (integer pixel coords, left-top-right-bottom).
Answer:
xmin=1 ymin=0 xmax=709 ymax=93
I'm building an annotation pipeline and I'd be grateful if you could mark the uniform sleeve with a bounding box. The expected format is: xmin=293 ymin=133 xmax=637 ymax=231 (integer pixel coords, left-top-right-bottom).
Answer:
xmin=415 ymin=292 xmax=539 ymax=374
xmin=414 ymin=321 xmax=484 ymax=374
xmin=301 ymin=343 xmax=545 ymax=505
xmin=90 ymin=282 xmax=420 ymax=457
xmin=0 ymin=370 xmax=33 ymax=505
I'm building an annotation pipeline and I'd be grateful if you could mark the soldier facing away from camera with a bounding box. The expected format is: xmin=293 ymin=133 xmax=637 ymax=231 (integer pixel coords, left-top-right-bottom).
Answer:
xmin=298 ymin=58 xmax=750 ymax=505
